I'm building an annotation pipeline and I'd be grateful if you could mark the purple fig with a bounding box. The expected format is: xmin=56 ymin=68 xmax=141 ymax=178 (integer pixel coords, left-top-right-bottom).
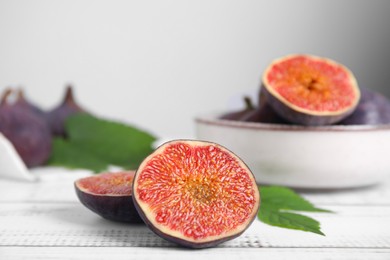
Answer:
xmin=241 ymin=102 xmax=290 ymax=124
xmin=219 ymin=96 xmax=255 ymax=121
xmin=0 ymin=89 xmax=52 ymax=168
xmin=47 ymin=86 xmax=86 ymax=137
xmin=15 ymin=89 xmax=47 ymax=119
xmin=339 ymin=87 xmax=390 ymax=125
xmin=242 ymin=90 xmax=290 ymax=124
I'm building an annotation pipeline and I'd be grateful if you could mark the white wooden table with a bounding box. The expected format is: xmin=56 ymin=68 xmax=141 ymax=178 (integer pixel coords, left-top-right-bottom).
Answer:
xmin=0 ymin=167 xmax=389 ymax=260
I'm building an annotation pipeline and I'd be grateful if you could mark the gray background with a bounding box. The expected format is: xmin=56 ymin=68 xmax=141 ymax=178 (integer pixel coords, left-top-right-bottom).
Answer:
xmin=1 ymin=0 xmax=389 ymax=137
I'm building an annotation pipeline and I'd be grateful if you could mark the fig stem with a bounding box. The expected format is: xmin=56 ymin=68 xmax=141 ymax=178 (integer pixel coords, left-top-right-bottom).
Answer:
xmin=243 ymin=96 xmax=255 ymax=110
xmin=64 ymin=85 xmax=76 ymax=105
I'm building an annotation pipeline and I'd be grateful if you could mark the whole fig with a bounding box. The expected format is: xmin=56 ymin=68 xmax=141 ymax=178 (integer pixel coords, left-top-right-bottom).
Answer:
xmin=15 ymin=89 xmax=47 ymax=119
xmin=0 ymin=89 xmax=52 ymax=168
xmin=339 ymin=87 xmax=390 ymax=125
xmin=47 ymin=86 xmax=86 ymax=137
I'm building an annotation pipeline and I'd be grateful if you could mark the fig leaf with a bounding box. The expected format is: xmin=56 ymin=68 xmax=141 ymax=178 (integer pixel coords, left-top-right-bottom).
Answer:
xmin=259 ymin=186 xmax=331 ymax=235
xmin=47 ymin=139 xmax=108 ymax=172
xmin=47 ymin=114 xmax=157 ymax=171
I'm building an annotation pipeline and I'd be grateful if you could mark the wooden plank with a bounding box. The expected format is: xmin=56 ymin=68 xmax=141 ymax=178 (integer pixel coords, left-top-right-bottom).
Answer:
xmin=0 ymin=202 xmax=389 ymax=249
xmin=1 ymin=247 xmax=389 ymax=260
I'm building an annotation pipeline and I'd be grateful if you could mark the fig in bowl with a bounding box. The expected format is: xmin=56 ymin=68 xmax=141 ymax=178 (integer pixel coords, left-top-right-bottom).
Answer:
xmin=261 ymin=54 xmax=360 ymax=126
xmin=75 ymin=171 xmax=143 ymax=223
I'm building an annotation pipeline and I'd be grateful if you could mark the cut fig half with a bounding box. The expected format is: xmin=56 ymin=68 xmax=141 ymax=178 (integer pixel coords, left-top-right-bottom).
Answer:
xmin=75 ymin=171 xmax=143 ymax=223
xmin=132 ymin=140 xmax=260 ymax=248
xmin=262 ymin=54 xmax=360 ymax=125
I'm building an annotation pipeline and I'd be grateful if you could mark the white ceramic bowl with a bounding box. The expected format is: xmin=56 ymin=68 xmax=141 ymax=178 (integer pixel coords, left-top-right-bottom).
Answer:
xmin=195 ymin=112 xmax=390 ymax=189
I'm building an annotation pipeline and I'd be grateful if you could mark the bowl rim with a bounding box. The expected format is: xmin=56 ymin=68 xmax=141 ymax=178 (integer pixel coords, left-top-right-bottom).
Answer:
xmin=195 ymin=112 xmax=390 ymax=132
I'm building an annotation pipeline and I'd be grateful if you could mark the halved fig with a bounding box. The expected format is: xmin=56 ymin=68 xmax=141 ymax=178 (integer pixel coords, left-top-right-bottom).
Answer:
xmin=75 ymin=171 xmax=142 ymax=223
xmin=132 ymin=140 xmax=260 ymax=248
xmin=262 ymin=54 xmax=360 ymax=125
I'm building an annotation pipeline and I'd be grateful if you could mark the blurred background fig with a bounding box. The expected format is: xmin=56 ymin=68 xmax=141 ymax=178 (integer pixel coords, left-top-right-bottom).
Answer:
xmin=0 ymin=88 xmax=52 ymax=168
xmin=47 ymin=85 xmax=87 ymax=137
xmin=339 ymin=87 xmax=390 ymax=125
xmin=15 ymin=89 xmax=47 ymax=119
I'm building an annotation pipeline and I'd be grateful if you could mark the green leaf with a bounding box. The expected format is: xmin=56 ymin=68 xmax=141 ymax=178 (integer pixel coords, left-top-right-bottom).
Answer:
xmin=65 ymin=114 xmax=156 ymax=169
xmin=47 ymin=139 xmax=108 ymax=172
xmin=47 ymin=114 xmax=157 ymax=172
xmin=261 ymin=186 xmax=332 ymax=213
xmin=259 ymin=186 xmax=331 ymax=235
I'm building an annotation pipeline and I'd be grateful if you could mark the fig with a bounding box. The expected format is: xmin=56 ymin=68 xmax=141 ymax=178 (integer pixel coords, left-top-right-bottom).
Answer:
xmin=47 ymin=85 xmax=86 ymax=137
xmin=132 ymin=140 xmax=260 ymax=248
xmin=262 ymin=54 xmax=360 ymax=125
xmin=15 ymin=89 xmax=47 ymax=119
xmin=339 ymin=87 xmax=390 ymax=125
xmin=219 ymin=96 xmax=255 ymax=120
xmin=241 ymin=102 xmax=289 ymax=124
xmin=75 ymin=171 xmax=143 ymax=223
xmin=0 ymin=88 xmax=52 ymax=168
xmin=242 ymin=91 xmax=289 ymax=124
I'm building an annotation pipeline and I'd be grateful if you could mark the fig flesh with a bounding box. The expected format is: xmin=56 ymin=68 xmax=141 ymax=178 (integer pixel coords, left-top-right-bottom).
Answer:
xmin=132 ymin=140 xmax=260 ymax=248
xmin=262 ymin=54 xmax=360 ymax=125
xmin=339 ymin=87 xmax=390 ymax=125
xmin=47 ymin=86 xmax=86 ymax=137
xmin=75 ymin=171 xmax=143 ymax=223
xmin=0 ymin=89 xmax=52 ymax=167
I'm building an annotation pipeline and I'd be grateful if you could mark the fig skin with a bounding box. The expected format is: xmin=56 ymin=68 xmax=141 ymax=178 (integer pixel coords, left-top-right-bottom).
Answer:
xmin=0 ymin=89 xmax=52 ymax=168
xmin=132 ymin=140 xmax=260 ymax=249
xmin=338 ymin=87 xmax=390 ymax=125
xmin=47 ymin=86 xmax=86 ymax=137
xmin=75 ymin=171 xmax=143 ymax=223
xmin=262 ymin=54 xmax=361 ymax=126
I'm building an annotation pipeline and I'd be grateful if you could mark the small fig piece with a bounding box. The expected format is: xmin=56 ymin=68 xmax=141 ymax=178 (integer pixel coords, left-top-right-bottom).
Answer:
xmin=47 ymin=86 xmax=86 ymax=137
xmin=75 ymin=171 xmax=143 ymax=223
xmin=262 ymin=54 xmax=360 ymax=125
xmin=242 ymin=102 xmax=289 ymax=124
xmin=242 ymin=91 xmax=289 ymax=124
xmin=133 ymin=140 xmax=260 ymax=248
xmin=219 ymin=96 xmax=255 ymax=121
xmin=339 ymin=87 xmax=390 ymax=125
xmin=0 ymin=89 xmax=52 ymax=168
